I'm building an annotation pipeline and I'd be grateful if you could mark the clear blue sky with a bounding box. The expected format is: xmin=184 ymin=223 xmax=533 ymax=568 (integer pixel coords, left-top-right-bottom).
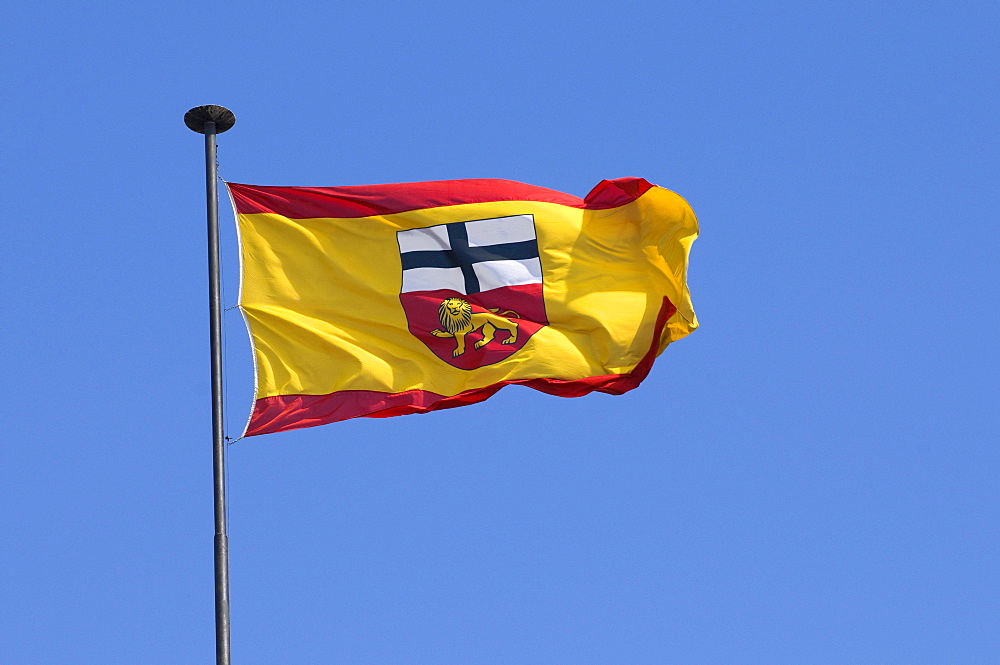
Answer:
xmin=2 ymin=1 xmax=997 ymax=663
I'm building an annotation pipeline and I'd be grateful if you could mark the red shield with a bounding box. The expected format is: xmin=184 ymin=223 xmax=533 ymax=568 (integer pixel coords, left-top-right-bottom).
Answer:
xmin=400 ymin=284 xmax=547 ymax=370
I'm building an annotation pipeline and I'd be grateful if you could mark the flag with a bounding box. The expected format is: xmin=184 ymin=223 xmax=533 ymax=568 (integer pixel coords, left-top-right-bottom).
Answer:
xmin=227 ymin=177 xmax=698 ymax=436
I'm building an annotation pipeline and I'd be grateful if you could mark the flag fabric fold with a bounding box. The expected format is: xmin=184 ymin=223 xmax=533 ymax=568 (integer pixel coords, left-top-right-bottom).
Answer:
xmin=227 ymin=177 xmax=698 ymax=436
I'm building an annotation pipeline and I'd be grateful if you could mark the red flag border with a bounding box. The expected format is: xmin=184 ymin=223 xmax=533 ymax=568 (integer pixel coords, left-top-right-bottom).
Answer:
xmin=227 ymin=177 xmax=655 ymax=219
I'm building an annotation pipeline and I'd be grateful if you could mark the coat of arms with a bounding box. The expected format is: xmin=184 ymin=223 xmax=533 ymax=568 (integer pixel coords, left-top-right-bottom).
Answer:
xmin=397 ymin=214 xmax=548 ymax=369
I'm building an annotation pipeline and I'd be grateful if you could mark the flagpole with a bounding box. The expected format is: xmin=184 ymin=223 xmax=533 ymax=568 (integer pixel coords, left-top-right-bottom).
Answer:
xmin=185 ymin=104 xmax=236 ymax=665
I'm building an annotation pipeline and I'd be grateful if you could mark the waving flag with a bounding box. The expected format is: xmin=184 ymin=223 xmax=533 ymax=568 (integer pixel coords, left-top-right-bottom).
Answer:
xmin=227 ymin=178 xmax=698 ymax=436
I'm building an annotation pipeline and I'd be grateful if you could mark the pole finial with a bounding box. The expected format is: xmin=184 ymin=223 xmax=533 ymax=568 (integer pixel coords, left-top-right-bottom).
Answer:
xmin=185 ymin=105 xmax=236 ymax=134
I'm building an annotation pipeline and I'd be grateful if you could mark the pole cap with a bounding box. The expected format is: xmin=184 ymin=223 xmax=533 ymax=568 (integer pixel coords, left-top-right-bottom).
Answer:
xmin=184 ymin=105 xmax=236 ymax=134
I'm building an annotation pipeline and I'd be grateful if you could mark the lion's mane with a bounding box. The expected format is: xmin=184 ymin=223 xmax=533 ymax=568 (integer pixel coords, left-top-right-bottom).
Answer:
xmin=438 ymin=297 xmax=472 ymax=334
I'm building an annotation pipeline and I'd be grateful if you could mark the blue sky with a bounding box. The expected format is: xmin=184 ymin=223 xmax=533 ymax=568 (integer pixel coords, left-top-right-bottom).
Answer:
xmin=2 ymin=1 xmax=997 ymax=663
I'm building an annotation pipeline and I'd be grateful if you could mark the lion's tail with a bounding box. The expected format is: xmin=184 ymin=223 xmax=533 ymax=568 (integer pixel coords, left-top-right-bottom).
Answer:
xmin=496 ymin=309 xmax=519 ymax=319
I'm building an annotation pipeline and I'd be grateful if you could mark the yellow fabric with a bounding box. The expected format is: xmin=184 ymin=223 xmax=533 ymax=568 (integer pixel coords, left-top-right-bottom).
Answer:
xmin=236 ymin=187 xmax=698 ymax=399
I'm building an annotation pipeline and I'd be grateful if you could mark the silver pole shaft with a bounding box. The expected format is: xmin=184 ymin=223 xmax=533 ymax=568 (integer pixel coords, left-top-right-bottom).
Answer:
xmin=185 ymin=104 xmax=236 ymax=665
xmin=204 ymin=121 xmax=232 ymax=665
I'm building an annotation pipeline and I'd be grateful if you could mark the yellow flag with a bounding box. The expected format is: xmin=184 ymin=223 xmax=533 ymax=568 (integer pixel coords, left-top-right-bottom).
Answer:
xmin=227 ymin=178 xmax=697 ymax=436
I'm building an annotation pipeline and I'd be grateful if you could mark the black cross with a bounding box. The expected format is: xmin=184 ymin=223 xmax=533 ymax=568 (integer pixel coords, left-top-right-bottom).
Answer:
xmin=401 ymin=221 xmax=539 ymax=295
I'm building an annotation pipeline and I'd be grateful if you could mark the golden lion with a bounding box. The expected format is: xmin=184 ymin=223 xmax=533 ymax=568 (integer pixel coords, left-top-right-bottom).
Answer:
xmin=430 ymin=297 xmax=519 ymax=357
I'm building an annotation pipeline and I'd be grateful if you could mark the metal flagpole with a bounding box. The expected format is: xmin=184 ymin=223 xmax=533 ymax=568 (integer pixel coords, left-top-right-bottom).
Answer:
xmin=184 ymin=104 xmax=236 ymax=665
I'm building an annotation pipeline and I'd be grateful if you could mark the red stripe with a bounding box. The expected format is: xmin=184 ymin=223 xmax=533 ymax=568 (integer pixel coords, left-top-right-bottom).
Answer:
xmin=244 ymin=297 xmax=675 ymax=436
xmin=227 ymin=178 xmax=655 ymax=219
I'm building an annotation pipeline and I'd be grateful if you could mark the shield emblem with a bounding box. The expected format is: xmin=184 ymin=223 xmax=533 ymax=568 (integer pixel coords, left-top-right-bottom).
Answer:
xmin=397 ymin=214 xmax=549 ymax=370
